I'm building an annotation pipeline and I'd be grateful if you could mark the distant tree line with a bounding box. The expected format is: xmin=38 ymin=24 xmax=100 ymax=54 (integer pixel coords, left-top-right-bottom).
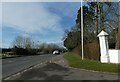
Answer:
xmin=9 ymin=35 xmax=65 ymax=55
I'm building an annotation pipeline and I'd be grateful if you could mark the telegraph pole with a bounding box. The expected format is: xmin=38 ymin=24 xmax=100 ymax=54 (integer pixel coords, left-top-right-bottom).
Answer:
xmin=81 ymin=0 xmax=84 ymax=60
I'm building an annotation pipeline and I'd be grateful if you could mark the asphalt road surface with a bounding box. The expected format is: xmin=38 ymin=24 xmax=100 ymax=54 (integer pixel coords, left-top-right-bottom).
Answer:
xmin=3 ymin=55 xmax=119 ymax=80
xmin=2 ymin=54 xmax=55 ymax=78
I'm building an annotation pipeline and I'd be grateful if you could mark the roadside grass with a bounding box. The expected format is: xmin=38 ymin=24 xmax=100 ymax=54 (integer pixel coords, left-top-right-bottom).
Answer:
xmin=64 ymin=52 xmax=120 ymax=73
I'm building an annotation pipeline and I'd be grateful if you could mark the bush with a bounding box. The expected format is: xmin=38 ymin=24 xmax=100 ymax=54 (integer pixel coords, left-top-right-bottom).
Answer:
xmin=11 ymin=48 xmax=26 ymax=55
xmin=27 ymin=49 xmax=37 ymax=55
xmin=84 ymin=41 xmax=100 ymax=60
xmin=72 ymin=41 xmax=100 ymax=60
xmin=11 ymin=48 xmax=37 ymax=55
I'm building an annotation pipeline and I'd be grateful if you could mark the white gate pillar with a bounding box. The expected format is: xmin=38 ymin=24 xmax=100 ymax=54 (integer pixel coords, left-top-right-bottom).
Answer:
xmin=97 ymin=30 xmax=110 ymax=63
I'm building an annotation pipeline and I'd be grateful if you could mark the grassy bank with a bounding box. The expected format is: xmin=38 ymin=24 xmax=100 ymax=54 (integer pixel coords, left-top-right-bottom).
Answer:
xmin=64 ymin=52 xmax=119 ymax=73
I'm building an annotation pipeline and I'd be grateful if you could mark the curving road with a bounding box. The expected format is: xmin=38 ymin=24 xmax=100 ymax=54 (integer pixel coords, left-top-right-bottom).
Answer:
xmin=2 ymin=54 xmax=55 ymax=78
xmin=2 ymin=54 xmax=119 ymax=80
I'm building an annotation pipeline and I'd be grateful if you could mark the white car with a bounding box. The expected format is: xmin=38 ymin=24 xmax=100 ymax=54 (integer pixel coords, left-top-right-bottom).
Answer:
xmin=53 ymin=50 xmax=60 ymax=55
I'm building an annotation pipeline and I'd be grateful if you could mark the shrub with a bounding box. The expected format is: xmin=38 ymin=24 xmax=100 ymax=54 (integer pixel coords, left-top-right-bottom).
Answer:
xmin=72 ymin=41 xmax=100 ymax=60
xmin=11 ymin=48 xmax=37 ymax=55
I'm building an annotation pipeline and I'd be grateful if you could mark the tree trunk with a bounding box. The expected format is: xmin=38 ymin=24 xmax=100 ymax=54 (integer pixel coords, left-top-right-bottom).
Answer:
xmin=116 ymin=1 xmax=120 ymax=49
xmin=101 ymin=16 xmax=105 ymax=30
xmin=100 ymin=3 xmax=105 ymax=31
xmin=95 ymin=3 xmax=99 ymax=36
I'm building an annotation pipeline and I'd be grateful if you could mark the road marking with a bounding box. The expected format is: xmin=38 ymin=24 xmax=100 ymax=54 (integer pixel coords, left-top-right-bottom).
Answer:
xmin=23 ymin=69 xmax=27 ymax=72
xmin=16 ymin=73 xmax=20 ymax=76
xmin=29 ymin=67 xmax=32 ymax=70
xmin=8 ymin=61 xmax=13 ymax=63
xmin=4 ymin=77 xmax=10 ymax=80
xmin=3 ymin=56 xmax=58 ymax=80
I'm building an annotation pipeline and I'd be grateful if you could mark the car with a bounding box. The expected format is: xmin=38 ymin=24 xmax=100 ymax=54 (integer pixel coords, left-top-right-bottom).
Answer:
xmin=53 ymin=50 xmax=60 ymax=55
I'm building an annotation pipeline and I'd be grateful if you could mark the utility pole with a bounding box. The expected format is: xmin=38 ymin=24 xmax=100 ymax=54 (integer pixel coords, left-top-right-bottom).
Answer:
xmin=81 ymin=0 xmax=84 ymax=60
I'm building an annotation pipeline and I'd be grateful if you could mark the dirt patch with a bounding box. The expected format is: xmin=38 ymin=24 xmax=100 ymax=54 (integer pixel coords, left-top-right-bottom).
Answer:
xmin=16 ymin=68 xmax=47 ymax=80
xmin=41 ymin=63 xmax=69 ymax=71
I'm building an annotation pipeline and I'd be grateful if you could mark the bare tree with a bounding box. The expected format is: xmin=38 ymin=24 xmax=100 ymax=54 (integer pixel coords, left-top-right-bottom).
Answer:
xmin=23 ymin=37 xmax=32 ymax=49
xmin=12 ymin=35 xmax=24 ymax=48
xmin=12 ymin=35 xmax=33 ymax=49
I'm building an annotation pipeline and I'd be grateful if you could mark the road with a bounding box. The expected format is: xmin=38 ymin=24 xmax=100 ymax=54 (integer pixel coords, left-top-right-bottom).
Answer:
xmin=3 ymin=55 xmax=119 ymax=80
xmin=2 ymin=54 xmax=55 ymax=78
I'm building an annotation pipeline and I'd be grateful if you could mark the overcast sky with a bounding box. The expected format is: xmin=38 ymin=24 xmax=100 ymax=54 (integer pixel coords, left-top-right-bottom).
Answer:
xmin=1 ymin=2 xmax=81 ymax=48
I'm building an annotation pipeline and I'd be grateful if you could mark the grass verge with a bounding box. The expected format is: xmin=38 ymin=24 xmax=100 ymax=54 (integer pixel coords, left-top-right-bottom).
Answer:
xmin=64 ymin=52 xmax=119 ymax=73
